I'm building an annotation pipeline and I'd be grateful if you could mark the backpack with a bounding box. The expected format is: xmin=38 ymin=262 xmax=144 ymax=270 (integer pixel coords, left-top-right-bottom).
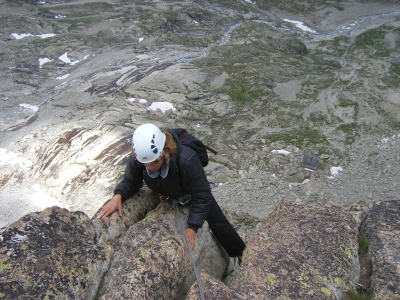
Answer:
xmin=170 ymin=128 xmax=217 ymax=167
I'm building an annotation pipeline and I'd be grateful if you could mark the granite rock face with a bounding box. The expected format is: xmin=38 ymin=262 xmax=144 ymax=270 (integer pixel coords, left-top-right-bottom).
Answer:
xmin=186 ymin=271 xmax=247 ymax=300
xmin=230 ymin=201 xmax=360 ymax=299
xmin=360 ymin=200 xmax=400 ymax=299
xmin=2 ymin=199 xmax=400 ymax=299
xmin=0 ymin=195 xmax=228 ymax=300
xmin=92 ymin=188 xmax=160 ymax=244
xmin=0 ymin=206 xmax=112 ymax=300
xmin=98 ymin=201 xmax=228 ymax=300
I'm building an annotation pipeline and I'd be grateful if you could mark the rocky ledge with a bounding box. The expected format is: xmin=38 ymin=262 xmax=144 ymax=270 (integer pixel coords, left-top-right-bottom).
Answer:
xmin=1 ymin=196 xmax=399 ymax=299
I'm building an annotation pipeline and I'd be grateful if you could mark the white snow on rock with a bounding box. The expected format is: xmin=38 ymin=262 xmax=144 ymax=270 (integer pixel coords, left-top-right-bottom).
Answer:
xmin=38 ymin=33 xmax=56 ymax=39
xmin=282 ymin=19 xmax=317 ymax=33
xmin=272 ymin=149 xmax=291 ymax=156
xmin=0 ymin=148 xmax=34 ymax=170
xmin=148 ymin=102 xmax=175 ymax=113
xmin=12 ymin=33 xmax=56 ymax=39
xmin=58 ymin=52 xmax=80 ymax=65
xmin=39 ymin=57 xmax=53 ymax=68
xmin=19 ymin=103 xmax=39 ymax=112
xmin=56 ymin=74 xmax=70 ymax=80
xmin=328 ymin=166 xmax=343 ymax=179
xmin=58 ymin=52 xmax=72 ymax=64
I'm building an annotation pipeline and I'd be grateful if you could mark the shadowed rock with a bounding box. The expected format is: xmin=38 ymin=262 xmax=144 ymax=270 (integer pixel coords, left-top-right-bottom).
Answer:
xmin=186 ymin=271 xmax=247 ymax=300
xmin=0 ymin=206 xmax=112 ymax=300
xmin=360 ymin=200 xmax=400 ymax=299
xmin=230 ymin=201 xmax=359 ymax=299
xmin=98 ymin=201 xmax=228 ymax=300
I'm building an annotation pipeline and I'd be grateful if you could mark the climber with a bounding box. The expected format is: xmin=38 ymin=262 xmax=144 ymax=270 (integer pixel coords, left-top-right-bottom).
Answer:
xmin=97 ymin=123 xmax=246 ymax=258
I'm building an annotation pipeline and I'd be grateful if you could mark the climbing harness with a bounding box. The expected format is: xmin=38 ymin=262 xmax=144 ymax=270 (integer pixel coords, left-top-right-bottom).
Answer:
xmin=171 ymin=199 xmax=205 ymax=300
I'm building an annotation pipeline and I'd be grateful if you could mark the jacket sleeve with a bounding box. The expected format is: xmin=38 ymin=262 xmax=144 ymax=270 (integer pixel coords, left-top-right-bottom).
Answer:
xmin=113 ymin=154 xmax=144 ymax=202
xmin=180 ymin=153 xmax=213 ymax=229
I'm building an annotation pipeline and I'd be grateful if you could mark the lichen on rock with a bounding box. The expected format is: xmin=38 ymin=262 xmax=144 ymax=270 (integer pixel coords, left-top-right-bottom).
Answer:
xmin=0 ymin=206 xmax=112 ymax=300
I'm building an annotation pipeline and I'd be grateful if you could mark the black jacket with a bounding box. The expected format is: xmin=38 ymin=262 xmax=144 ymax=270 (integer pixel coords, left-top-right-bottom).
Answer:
xmin=114 ymin=135 xmax=213 ymax=230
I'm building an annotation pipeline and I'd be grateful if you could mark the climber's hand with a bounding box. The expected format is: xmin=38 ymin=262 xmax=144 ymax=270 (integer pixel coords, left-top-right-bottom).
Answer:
xmin=97 ymin=194 xmax=123 ymax=218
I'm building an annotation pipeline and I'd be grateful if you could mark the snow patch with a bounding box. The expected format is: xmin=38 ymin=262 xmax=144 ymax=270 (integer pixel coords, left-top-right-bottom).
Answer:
xmin=12 ymin=33 xmax=56 ymax=39
xmin=0 ymin=148 xmax=34 ymax=170
xmin=56 ymin=74 xmax=70 ymax=80
xmin=272 ymin=149 xmax=291 ymax=156
xmin=39 ymin=33 xmax=56 ymax=39
xmin=147 ymin=102 xmax=175 ymax=113
xmin=39 ymin=57 xmax=53 ymax=68
xmin=328 ymin=166 xmax=343 ymax=179
xmin=19 ymin=103 xmax=39 ymax=112
xmin=58 ymin=52 xmax=71 ymax=64
xmin=282 ymin=19 xmax=317 ymax=33
xmin=58 ymin=52 xmax=80 ymax=65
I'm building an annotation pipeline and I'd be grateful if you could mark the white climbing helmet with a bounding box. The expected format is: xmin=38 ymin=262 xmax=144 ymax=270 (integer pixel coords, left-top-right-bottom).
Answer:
xmin=132 ymin=123 xmax=166 ymax=163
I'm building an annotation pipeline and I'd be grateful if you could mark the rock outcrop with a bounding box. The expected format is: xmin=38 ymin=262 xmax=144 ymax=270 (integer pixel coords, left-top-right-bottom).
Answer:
xmin=0 ymin=206 xmax=111 ymax=299
xmin=0 ymin=188 xmax=229 ymax=299
xmin=186 ymin=271 xmax=247 ymax=300
xmin=360 ymin=200 xmax=400 ymax=299
xmin=229 ymin=201 xmax=360 ymax=299
xmin=2 ymin=198 xmax=400 ymax=299
xmin=97 ymin=201 xmax=228 ymax=299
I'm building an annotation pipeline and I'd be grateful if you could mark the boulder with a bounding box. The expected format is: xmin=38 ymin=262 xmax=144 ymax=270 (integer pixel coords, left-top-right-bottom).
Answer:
xmin=186 ymin=271 xmax=247 ymax=300
xmin=98 ymin=201 xmax=228 ymax=299
xmin=0 ymin=207 xmax=112 ymax=300
xmin=360 ymin=200 xmax=400 ymax=299
xmin=230 ymin=201 xmax=359 ymax=299
xmin=92 ymin=188 xmax=160 ymax=244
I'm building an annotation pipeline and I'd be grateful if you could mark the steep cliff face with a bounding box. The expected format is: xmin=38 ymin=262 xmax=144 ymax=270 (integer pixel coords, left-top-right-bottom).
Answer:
xmin=1 ymin=199 xmax=399 ymax=299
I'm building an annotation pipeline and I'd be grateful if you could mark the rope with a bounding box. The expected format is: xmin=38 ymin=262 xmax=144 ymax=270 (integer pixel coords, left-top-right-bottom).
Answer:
xmin=182 ymin=230 xmax=205 ymax=300
xmin=171 ymin=199 xmax=205 ymax=300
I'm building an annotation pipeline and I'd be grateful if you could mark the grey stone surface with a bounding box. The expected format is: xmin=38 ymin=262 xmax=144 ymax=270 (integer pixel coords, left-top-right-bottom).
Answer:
xmin=0 ymin=207 xmax=112 ymax=300
xmin=360 ymin=200 xmax=400 ymax=300
xmin=92 ymin=188 xmax=160 ymax=244
xmin=98 ymin=202 xmax=228 ymax=299
xmin=230 ymin=201 xmax=359 ymax=299
xmin=186 ymin=271 xmax=247 ymax=300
